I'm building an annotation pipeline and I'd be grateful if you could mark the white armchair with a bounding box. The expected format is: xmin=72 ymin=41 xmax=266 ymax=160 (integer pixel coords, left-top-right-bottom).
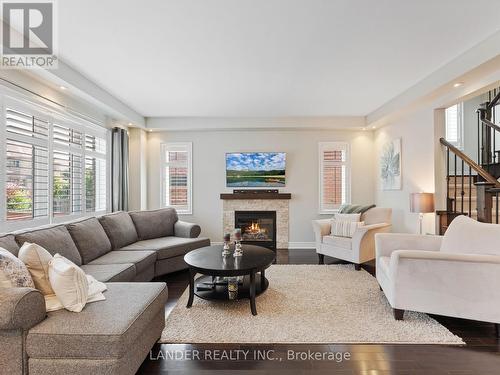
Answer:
xmin=312 ymin=207 xmax=392 ymax=270
xmin=375 ymin=215 xmax=500 ymax=336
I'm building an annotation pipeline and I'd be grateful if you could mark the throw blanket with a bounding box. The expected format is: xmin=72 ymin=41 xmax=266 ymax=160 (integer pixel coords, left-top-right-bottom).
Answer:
xmin=338 ymin=204 xmax=376 ymax=214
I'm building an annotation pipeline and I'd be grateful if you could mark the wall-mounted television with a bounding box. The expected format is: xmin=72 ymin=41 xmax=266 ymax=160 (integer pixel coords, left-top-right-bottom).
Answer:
xmin=226 ymin=152 xmax=286 ymax=187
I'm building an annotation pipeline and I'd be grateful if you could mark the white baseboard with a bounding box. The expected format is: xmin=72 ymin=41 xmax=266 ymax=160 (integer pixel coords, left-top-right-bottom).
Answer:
xmin=287 ymin=242 xmax=316 ymax=249
xmin=210 ymin=241 xmax=316 ymax=249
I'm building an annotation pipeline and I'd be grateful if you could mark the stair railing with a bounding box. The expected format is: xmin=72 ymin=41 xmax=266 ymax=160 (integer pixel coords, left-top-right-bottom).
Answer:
xmin=440 ymin=138 xmax=500 ymax=222
xmin=477 ymin=87 xmax=500 ymax=167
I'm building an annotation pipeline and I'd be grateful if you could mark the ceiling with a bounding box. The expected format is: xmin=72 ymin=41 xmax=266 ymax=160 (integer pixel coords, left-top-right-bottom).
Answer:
xmin=58 ymin=0 xmax=500 ymax=117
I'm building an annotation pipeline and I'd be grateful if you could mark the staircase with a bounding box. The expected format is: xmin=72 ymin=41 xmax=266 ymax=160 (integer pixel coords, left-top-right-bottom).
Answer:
xmin=446 ymin=175 xmax=498 ymax=221
xmin=438 ymin=87 xmax=500 ymax=233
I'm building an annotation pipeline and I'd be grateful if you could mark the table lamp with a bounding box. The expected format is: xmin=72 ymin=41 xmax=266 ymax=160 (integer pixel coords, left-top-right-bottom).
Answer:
xmin=410 ymin=193 xmax=435 ymax=234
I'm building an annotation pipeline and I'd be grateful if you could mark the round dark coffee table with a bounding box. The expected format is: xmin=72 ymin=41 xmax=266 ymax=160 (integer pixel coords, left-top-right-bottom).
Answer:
xmin=184 ymin=244 xmax=275 ymax=315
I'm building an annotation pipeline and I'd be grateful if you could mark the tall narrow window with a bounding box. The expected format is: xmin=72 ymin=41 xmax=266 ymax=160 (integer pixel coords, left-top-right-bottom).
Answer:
xmin=161 ymin=142 xmax=192 ymax=214
xmin=52 ymin=150 xmax=72 ymax=216
xmin=445 ymin=103 xmax=464 ymax=149
xmin=319 ymin=142 xmax=350 ymax=214
xmin=85 ymin=135 xmax=107 ymax=213
xmin=51 ymin=123 xmax=84 ymax=217
xmin=5 ymin=108 xmax=49 ymax=221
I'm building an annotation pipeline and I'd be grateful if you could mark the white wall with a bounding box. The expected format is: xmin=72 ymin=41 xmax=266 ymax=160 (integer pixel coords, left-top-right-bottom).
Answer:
xmin=129 ymin=128 xmax=148 ymax=211
xmin=147 ymin=128 xmax=375 ymax=245
xmin=374 ymin=108 xmax=436 ymax=234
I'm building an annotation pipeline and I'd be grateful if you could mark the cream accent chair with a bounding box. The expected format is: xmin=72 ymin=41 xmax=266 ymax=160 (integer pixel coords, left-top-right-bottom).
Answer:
xmin=376 ymin=215 xmax=500 ymax=336
xmin=312 ymin=207 xmax=392 ymax=270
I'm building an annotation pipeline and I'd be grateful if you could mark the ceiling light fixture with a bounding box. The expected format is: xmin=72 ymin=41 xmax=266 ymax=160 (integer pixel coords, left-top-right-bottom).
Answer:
xmin=59 ymin=86 xmax=67 ymax=90
xmin=453 ymin=82 xmax=464 ymax=88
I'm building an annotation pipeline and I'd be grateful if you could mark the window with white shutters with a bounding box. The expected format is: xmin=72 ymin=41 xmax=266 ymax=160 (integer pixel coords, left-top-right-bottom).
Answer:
xmin=161 ymin=142 xmax=192 ymax=214
xmin=319 ymin=142 xmax=350 ymax=214
xmin=2 ymin=99 xmax=110 ymax=229
xmin=445 ymin=103 xmax=464 ymax=149
xmin=5 ymin=108 xmax=50 ymax=221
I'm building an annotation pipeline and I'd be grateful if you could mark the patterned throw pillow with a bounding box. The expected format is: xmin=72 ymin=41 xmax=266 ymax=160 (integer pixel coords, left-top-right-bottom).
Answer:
xmin=334 ymin=213 xmax=361 ymax=222
xmin=331 ymin=220 xmax=364 ymax=238
xmin=0 ymin=247 xmax=35 ymax=288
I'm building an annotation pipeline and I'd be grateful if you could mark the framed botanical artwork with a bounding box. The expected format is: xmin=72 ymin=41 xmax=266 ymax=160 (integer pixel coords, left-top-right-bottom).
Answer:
xmin=380 ymin=138 xmax=402 ymax=190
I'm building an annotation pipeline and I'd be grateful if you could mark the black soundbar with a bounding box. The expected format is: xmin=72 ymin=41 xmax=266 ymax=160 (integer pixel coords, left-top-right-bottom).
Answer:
xmin=232 ymin=189 xmax=279 ymax=194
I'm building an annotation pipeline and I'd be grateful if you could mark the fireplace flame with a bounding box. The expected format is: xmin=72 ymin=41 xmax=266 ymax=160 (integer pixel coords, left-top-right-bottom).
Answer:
xmin=246 ymin=221 xmax=266 ymax=235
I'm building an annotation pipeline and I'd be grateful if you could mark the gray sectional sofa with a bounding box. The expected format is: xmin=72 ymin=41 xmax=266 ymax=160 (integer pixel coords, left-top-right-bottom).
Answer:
xmin=0 ymin=208 xmax=210 ymax=375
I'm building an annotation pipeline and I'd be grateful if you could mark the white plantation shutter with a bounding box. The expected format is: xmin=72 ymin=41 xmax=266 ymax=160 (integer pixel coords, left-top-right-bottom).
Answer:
xmin=319 ymin=142 xmax=350 ymax=213
xmin=52 ymin=122 xmax=85 ymax=217
xmin=5 ymin=107 xmax=50 ymax=221
xmin=161 ymin=142 xmax=192 ymax=214
xmin=445 ymin=103 xmax=463 ymax=149
xmin=85 ymin=155 xmax=106 ymax=212
xmin=84 ymin=133 xmax=107 ymax=213
xmin=71 ymin=154 xmax=83 ymax=213
xmin=52 ymin=150 xmax=72 ymax=216
xmin=85 ymin=134 xmax=106 ymax=154
xmin=53 ymin=124 xmax=83 ymax=148
xmin=6 ymin=108 xmax=49 ymax=139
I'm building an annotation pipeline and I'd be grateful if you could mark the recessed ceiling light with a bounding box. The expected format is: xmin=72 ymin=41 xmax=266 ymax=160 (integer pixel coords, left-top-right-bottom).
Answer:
xmin=59 ymin=86 xmax=67 ymax=90
xmin=453 ymin=82 xmax=464 ymax=88
xmin=148 ymin=129 xmax=153 ymax=132
xmin=372 ymin=126 xmax=376 ymax=129
xmin=362 ymin=128 xmax=366 ymax=131
xmin=128 ymin=122 xmax=133 ymax=126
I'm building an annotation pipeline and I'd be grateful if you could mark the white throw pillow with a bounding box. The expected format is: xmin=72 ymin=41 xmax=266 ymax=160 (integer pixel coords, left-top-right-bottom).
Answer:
xmin=48 ymin=254 xmax=89 ymax=312
xmin=86 ymin=274 xmax=107 ymax=303
xmin=331 ymin=220 xmax=364 ymax=238
xmin=0 ymin=247 xmax=35 ymax=288
xmin=44 ymin=270 xmax=107 ymax=312
xmin=440 ymin=215 xmax=500 ymax=256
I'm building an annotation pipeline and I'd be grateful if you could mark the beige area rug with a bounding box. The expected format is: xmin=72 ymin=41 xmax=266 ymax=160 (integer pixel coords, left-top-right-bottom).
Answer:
xmin=160 ymin=264 xmax=464 ymax=344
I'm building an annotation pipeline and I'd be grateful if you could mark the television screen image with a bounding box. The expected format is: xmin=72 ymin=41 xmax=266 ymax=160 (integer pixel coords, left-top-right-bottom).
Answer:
xmin=226 ymin=152 xmax=286 ymax=187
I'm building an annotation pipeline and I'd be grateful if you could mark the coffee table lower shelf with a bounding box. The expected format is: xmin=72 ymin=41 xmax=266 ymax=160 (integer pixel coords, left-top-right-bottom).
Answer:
xmin=194 ymin=274 xmax=269 ymax=301
xmin=186 ymin=271 xmax=269 ymax=315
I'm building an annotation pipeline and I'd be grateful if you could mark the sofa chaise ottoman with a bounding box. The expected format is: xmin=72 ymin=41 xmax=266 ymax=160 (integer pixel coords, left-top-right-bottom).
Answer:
xmin=1 ymin=282 xmax=168 ymax=375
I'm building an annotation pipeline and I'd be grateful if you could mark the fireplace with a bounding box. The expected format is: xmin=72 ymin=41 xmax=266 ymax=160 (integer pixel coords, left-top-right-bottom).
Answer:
xmin=235 ymin=211 xmax=276 ymax=251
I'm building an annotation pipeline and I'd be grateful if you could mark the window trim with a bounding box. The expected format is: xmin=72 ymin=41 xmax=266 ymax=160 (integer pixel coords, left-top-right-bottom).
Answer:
xmin=318 ymin=141 xmax=351 ymax=215
xmin=160 ymin=141 xmax=193 ymax=215
xmin=1 ymin=93 xmax=110 ymax=231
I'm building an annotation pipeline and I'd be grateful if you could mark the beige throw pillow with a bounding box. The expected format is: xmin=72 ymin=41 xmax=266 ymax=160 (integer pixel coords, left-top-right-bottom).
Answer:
xmin=18 ymin=242 xmax=55 ymax=296
xmin=48 ymin=254 xmax=89 ymax=313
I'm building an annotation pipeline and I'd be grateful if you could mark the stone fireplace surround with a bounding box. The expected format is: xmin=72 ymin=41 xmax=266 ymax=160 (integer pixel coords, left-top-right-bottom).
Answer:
xmin=222 ymin=198 xmax=290 ymax=249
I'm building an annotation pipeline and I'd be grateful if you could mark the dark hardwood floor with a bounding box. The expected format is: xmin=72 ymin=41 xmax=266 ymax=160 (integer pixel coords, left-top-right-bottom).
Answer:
xmin=138 ymin=249 xmax=500 ymax=375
